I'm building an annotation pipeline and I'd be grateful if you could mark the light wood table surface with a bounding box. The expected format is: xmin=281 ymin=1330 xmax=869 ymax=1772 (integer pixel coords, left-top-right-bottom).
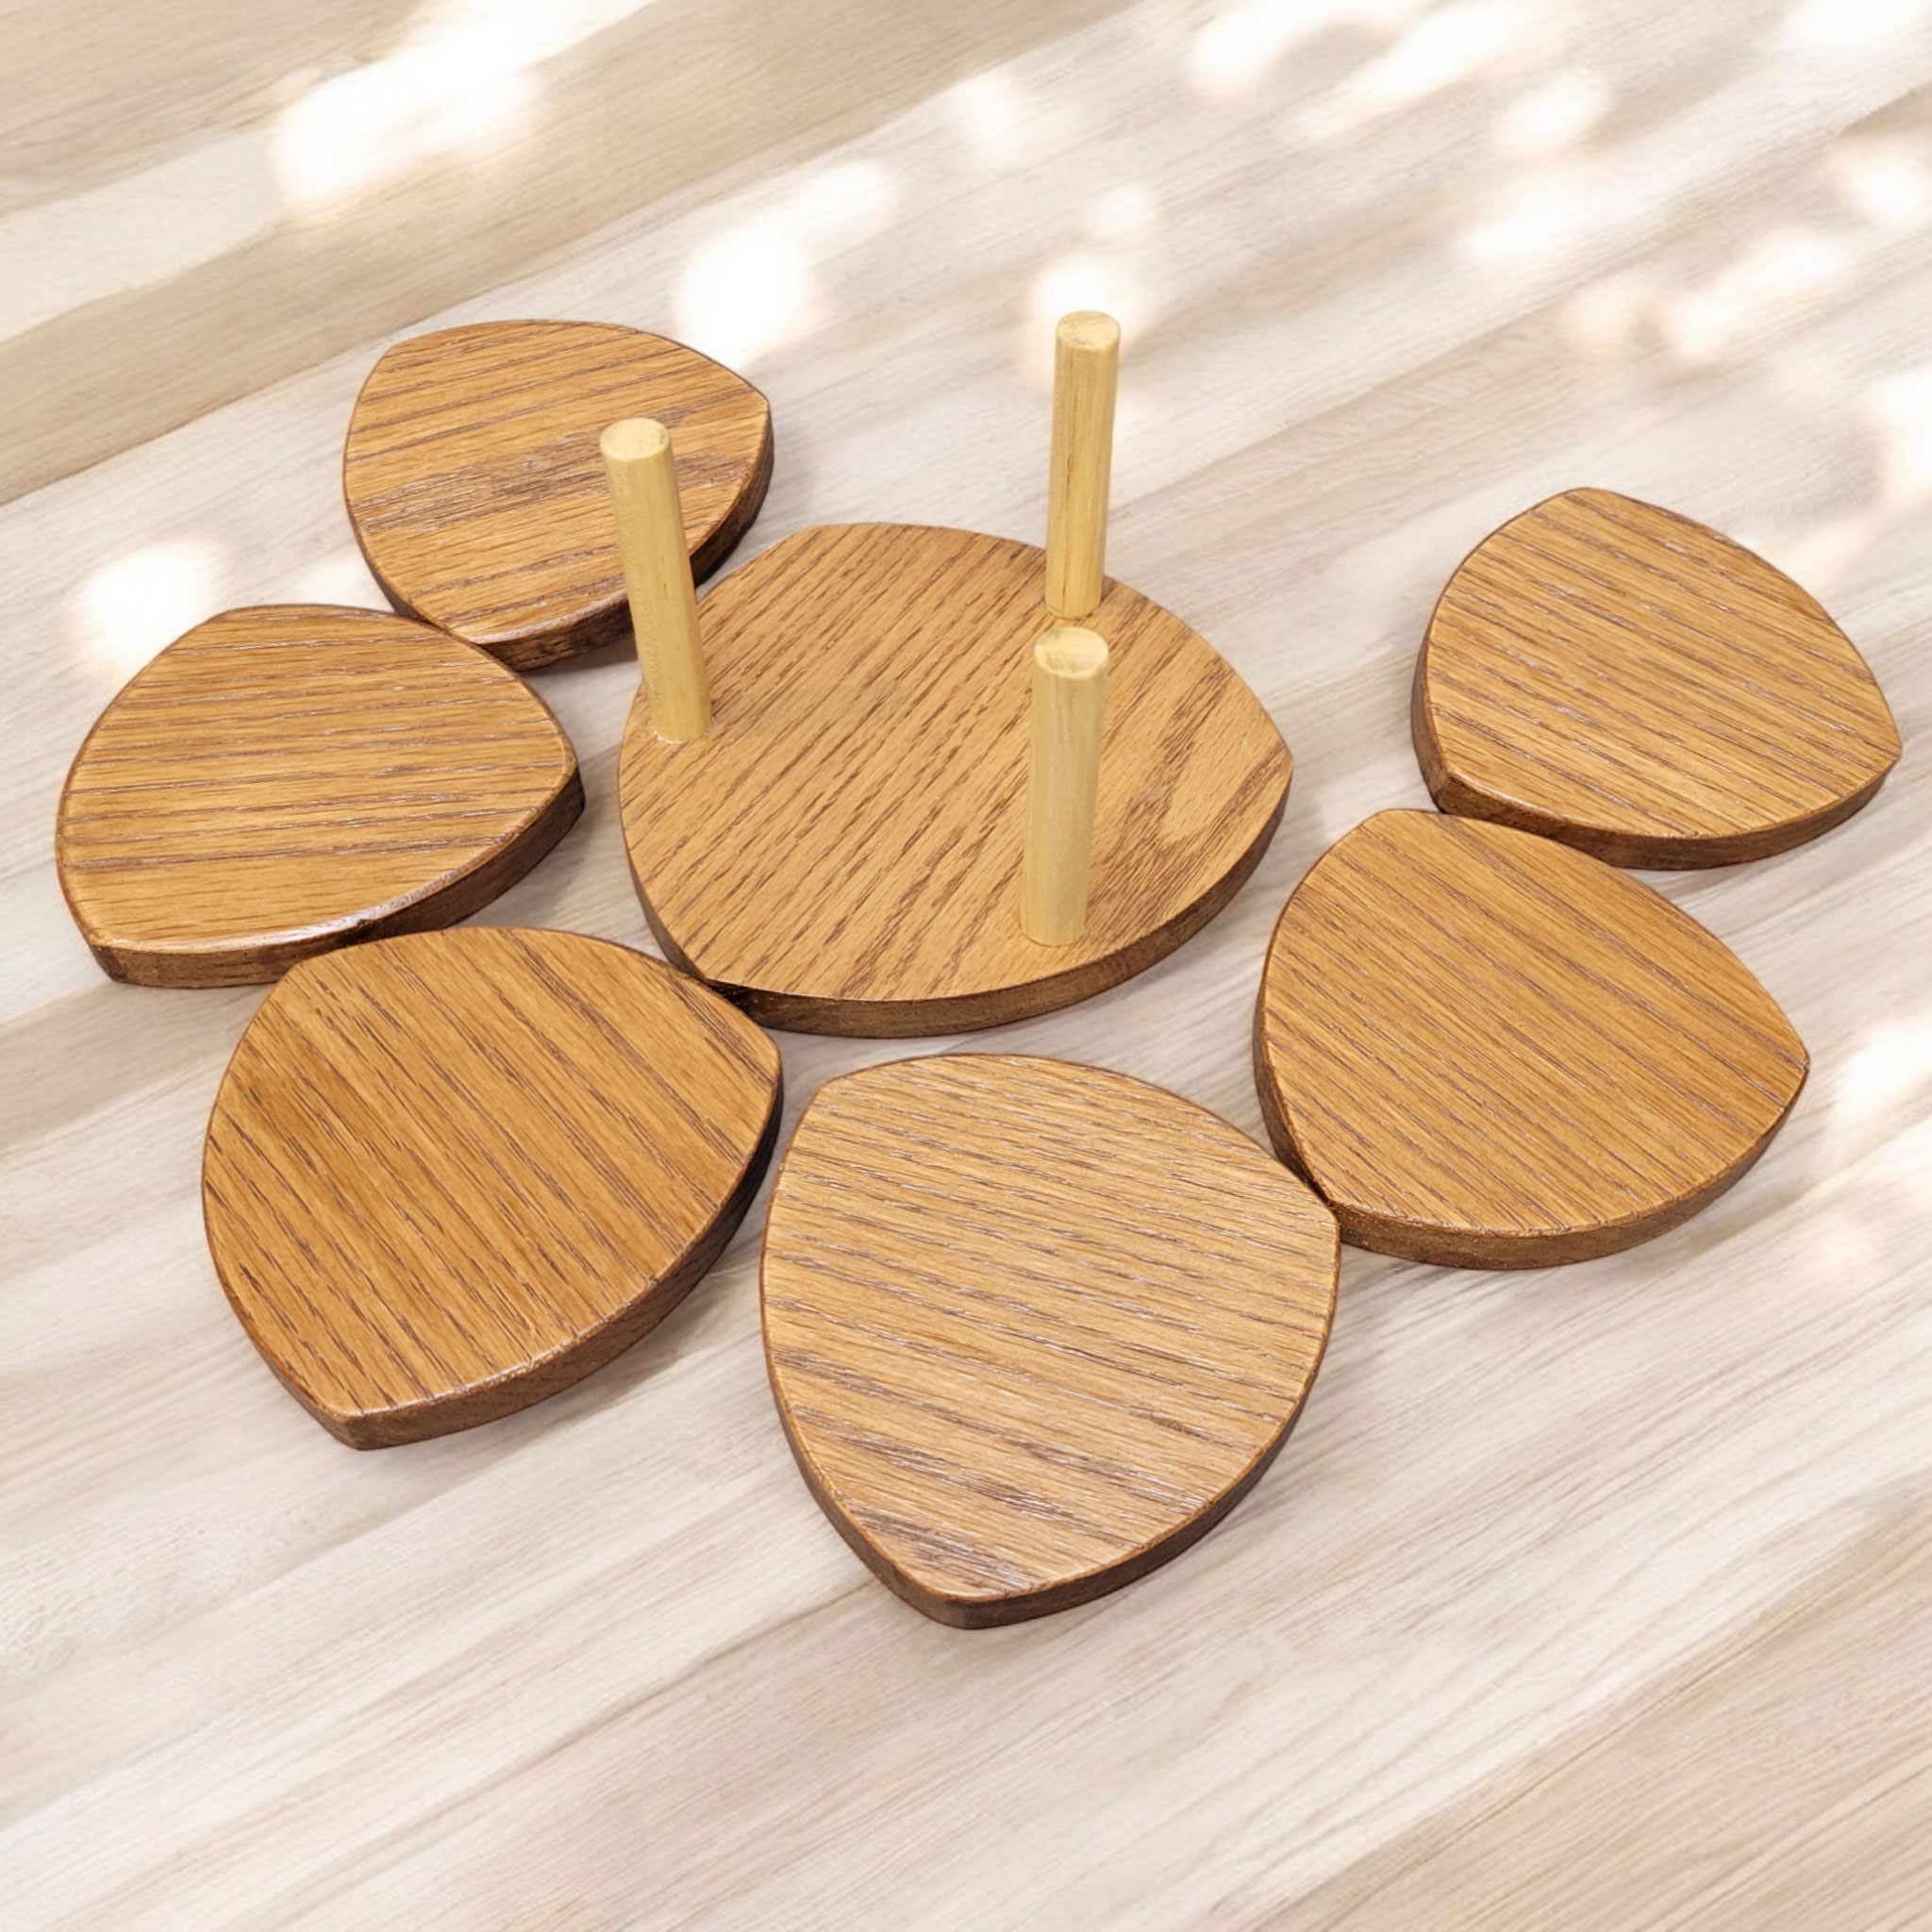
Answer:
xmin=7 ymin=1 xmax=1932 ymax=1924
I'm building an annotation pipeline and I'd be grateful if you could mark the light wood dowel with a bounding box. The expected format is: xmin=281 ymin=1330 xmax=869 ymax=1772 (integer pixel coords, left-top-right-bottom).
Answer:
xmin=600 ymin=417 xmax=711 ymax=741
xmin=1044 ymin=310 xmax=1120 ymax=621
xmin=1023 ymin=625 xmax=1109 ymax=945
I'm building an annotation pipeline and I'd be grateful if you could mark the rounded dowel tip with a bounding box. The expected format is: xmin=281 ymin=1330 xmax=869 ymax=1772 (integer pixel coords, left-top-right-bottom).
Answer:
xmin=1023 ymin=625 xmax=1110 ymax=948
xmin=1056 ymin=310 xmax=1121 ymax=355
xmin=1034 ymin=625 xmax=1109 ymax=681
xmin=600 ymin=416 xmax=672 ymax=464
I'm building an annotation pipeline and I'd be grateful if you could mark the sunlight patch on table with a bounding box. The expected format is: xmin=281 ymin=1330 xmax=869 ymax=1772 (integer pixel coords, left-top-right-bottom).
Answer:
xmin=1187 ymin=0 xmax=1426 ymax=102
xmin=69 ymin=540 xmax=229 ymax=687
xmin=674 ymin=163 xmax=903 ymax=369
xmin=273 ymin=0 xmax=658 ymax=214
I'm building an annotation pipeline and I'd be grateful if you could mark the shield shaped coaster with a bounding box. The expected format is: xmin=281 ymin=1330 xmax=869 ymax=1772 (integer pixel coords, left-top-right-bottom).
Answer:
xmin=1254 ymin=810 xmax=1808 ymax=1269
xmin=57 ymin=605 xmax=581 ymax=989
xmin=760 ymin=1054 xmax=1340 ymax=1626
xmin=618 ymin=523 xmax=1293 ymax=1036
xmin=1414 ymin=488 xmax=1901 ymax=868
xmin=203 ymin=926 xmax=782 ymax=1447
xmin=343 ymin=321 xmax=773 ymax=670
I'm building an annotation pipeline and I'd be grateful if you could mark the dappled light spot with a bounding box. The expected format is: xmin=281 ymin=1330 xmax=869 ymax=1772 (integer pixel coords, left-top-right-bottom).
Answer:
xmin=1460 ymin=170 xmax=1597 ymax=261
xmin=1829 ymin=140 xmax=1932 ymax=233
xmin=1089 ymin=184 xmax=1158 ymax=242
xmin=70 ymin=539 xmax=228 ymax=686
xmin=1491 ymin=69 xmax=1610 ymax=158
xmin=1784 ymin=0 xmax=1932 ymax=57
xmin=1187 ymin=0 xmax=1424 ymax=102
xmin=1024 ymin=255 xmax=1158 ymax=380
xmin=284 ymin=549 xmax=386 ymax=608
xmin=1659 ymin=228 xmax=1854 ymax=363
xmin=674 ymin=163 xmax=901 ymax=369
xmin=1868 ymin=364 xmax=1932 ymax=510
xmin=1295 ymin=0 xmax=1524 ymax=142
xmin=1561 ymin=271 xmax=1655 ymax=358
xmin=272 ymin=0 xmax=658 ymax=213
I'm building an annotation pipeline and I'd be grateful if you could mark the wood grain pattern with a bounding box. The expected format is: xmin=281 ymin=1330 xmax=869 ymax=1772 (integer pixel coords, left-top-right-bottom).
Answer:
xmin=343 ymin=322 xmax=773 ymax=671
xmin=203 ymin=926 xmax=782 ymax=1447
xmin=17 ymin=4 xmax=1932 ymax=1920
xmin=619 ymin=523 xmax=1291 ymax=1034
xmin=761 ymin=1054 xmax=1339 ymax=1625
xmin=1254 ymin=810 xmax=1808 ymax=1267
xmin=55 ymin=605 xmax=582 ymax=988
xmin=1415 ymin=488 xmax=1903 ymax=868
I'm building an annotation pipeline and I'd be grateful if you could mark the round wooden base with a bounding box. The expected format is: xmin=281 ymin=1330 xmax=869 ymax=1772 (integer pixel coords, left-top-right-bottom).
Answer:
xmin=344 ymin=321 xmax=773 ymax=671
xmin=1414 ymin=489 xmax=1901 ymax=868
xmin=1254 ymin=810 xmax=1808 ymax=1268
xmin=619 ymin=523 xmax=1292 ymax=1036
xmin=762 ymin=1054 xmax=1339 ymax=1625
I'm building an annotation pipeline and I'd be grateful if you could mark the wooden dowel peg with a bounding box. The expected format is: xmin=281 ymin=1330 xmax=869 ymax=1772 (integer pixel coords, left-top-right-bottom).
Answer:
xmin=1023 ymin=625 xmax=1109 ymax=946
xmin=601 ymin=417 xmax=711 ymax=742
xmin=1044 ymin=311 xmax=1120 ymax=622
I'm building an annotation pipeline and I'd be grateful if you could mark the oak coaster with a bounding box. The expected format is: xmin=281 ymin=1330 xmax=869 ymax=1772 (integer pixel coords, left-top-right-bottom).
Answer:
xmin=761 ymin=1054 xmax=1340 ymax=1626
xmin=204 ymin=926 xmax=782 ymax=1447
xmin=620 ymin=522 xmax=1293 ymax=1036
xmin=57 ymin=605 xmax=581 ymax=988
xmin=1254 ymin=810 xmax=1808 ymax=1268
xmin=1414 ymin=488 xmax=1902 ymax=868
xmin=344 ymin=321 xmax=773 ymax=671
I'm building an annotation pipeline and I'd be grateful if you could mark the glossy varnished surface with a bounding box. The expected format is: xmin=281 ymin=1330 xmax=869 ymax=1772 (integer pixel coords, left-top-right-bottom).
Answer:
xmin=56 ymin=604 xmax=581 ymax=985
xmin=762 ymin=1055 xmax=1337 ymax=1623
xmin=1255 ymin=811 xmax=1808 ymax=1265
xmin=620 ymin=523 xmax=1291 ymax=1033
xmin=204 ymin=927 xmax=781 ymax=1446
xmin=9 ymin=1 xmax=1932 ymax=1923
xmin=344 ymin=322 xmax=772 ymax=668
xmin=1415 ymin=487 xmax=1903 ymax=865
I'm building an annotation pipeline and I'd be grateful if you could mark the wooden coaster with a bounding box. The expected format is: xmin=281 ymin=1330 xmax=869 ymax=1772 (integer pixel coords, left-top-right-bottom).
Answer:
xmin=1254 ymin=810 xmax=1808 ymax=1268
xmin=204 ymin=926 xmax=782 ymax=1447
xmin=344 ymin=321 xmax=773 ymax=671
xmin=619 ymin=523 xmax=1292 ymax=1035
xmin=57 ymin=605 xmax=581 ymax=989
xmin=761 ymin=1054 xmax=1339 ymax=1625
xmin=1414 ymin=488 xmax=1902 ymax=868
